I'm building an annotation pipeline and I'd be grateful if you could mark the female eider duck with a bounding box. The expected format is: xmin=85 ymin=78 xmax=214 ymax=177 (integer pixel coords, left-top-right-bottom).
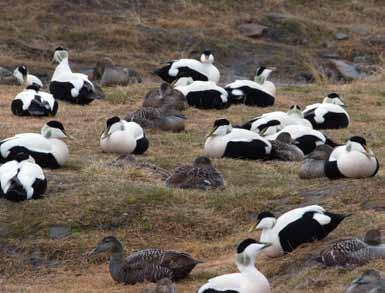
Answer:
xmin=175 ymin=79 xmax=230 ymax=110
xmin=11 ymin=84 xmax=58 ymax=117
xmin=165 ymin=156 xmax=224 ymax=190
xmin=154 ymin=50 xmax=220 ymax=84
xmin=88 ymin=236 xmax=203 ymax=284
xmin=241 ymin=105 xmax=312 ymax=135
xmin=0 ymin=152 xmax=47 ymax=202
xmin=269 ymin=132 xmax=304 ymax=161
xmin=299 ymin=144 xmax=333 ymax=179
xmin=325 ymin=136 xmax=379 ymax=179
xmin=0 ymin=121 xmax=69 ymax=169
xmin=13 ymin=65 xmax=43 ymax=89
xmin=319 ymin=229 xmax=385 ymax=267
xmin=50 ymin=47 xmax=96 ymax=105
xmin=345 ymin=270 xmax=385 ymax=293
xmin=100 ymin=117 xmax=149 ymax=155
xmin=225 ymin=66 xmax=276 ymax=107
xmin=249 ymin=205 xmax=349 ymax=257
xmin=143 ymin=83 xmax=187 ymax=111
xmin=198 ymin=238 xmax=271 ymax=293
xmin=266 ymin=125 xmax=328 ymax=155
xmin=303 ymin=93 xmax=350 ymax=129
xmin=204 ymin=119 xmax=272 ymax=160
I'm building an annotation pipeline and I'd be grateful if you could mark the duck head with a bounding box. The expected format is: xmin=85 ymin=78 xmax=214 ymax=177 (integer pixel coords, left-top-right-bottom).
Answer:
xmin=206 ymin=118 xmax=232 ymax=137
xmin=235 ymin=238 xmax=271 ymax=267
xmin=13 ymin=65 xmax=27 ymax=84
xmin=200 ymin=50 xmax=214 ymax=64
xmin=346 ymin=136 xmax=374 ymax=158
xmin=193 ymin=156 xmax=212 ymax=167
xmin=364 ymin=229 xmax=382 ymax=245
xmin=102 ymin=116 xmax=123 ymax=139
xmin=88 ymin=236 xmax=124 ymax=256
xmin=254 ymin=66 xmax=274 ymax=84
xmin=287 ymin=105 xmax=303 ymax=117
xmin=249 ymin=211 xmax=277 ymax=232
xmin=15 ymin=152 xmax=35 ymax=164
xmin=41 ymin=121 xmax=68 ymax=139
xmin=323 ymin=93 xmax=345 ymax=107
xmin=52 ymin=47 xmax=69 ymax=64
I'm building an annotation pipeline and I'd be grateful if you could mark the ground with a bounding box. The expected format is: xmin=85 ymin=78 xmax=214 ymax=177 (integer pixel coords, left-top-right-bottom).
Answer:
xmin=1 ymin=0 xmax=385 ymax=292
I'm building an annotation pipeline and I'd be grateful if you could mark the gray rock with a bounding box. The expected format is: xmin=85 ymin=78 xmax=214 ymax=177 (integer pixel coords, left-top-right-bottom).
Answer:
xmin=238 ymin=23 xmax=268 ymax=38
xmin=335 ymin=32 xmax=348 ymax=40
xmin=267 ymin=13 xmax=289 ymax=21
xmin=330 ymin=59 xmax=366 ymax=80
xmin=350 ymin=26 xmax=369 ymax=35
xmin=0 ymin=66 xmax=11 ymax=77
xmin=365 ymin=34 xmax=385 ymax=46
xmin=49 ymin=226 xmax=71 ymax=240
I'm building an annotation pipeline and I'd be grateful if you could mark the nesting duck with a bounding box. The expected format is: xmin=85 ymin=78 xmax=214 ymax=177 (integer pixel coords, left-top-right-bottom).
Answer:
xmin=143 ymin=83 xmax=187 ymax=111
xmin=204 ymin=119 xmax=272 ymax=160
xmin=299 ymin=144 xmax=334 ymax=179
xmin=100 ymin=117 xmax=149 ymax=154
xmin=165 ymin=156 xmax=224 ymax=190
xmin=50 ymin=47 xmax=97 ymax=105
xmin=11 ymin=85 xmax=58 ymax=117
xmin=88 ymin=236 xmax=203 ymax=284
xmin=241 ymin=105 xmax=312 ymax=136
xmin=0 ymin=152 xmax=47 ymax=202
xmin=144 ymin=278 xmax=177 ymax=293
xmin=175 ymin=79 xmax=230 ymax=110
xmin=0 ymin=121 xmax=69 ymax=169
xmin=319 ymin=229 xmax=385 ymax=267
xmin=269 ymin=132 xmax=304 ymax=161
xmin=225 ymin=67 xmax=276 ymax=107
xmin=13 ymin=65 xmax=43 ymax=89
xmin=325 ymin=136 xmax=379 ymax=179
xmin=345 ymin=270 xmax=385 ymax=293
xmin=303 ymin=93 xmax=350 ymax=129
xmin=250 ymin=205 xmax=349 ymax=257
xmin=154 ymin=50 xmax=220 ymax=83
xmin=198 ymin=238 xmax=271 ymax=293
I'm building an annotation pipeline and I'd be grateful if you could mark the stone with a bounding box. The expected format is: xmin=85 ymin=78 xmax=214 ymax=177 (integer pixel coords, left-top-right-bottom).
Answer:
xmin=238 ymin=23 xmax=268 ymax=38
xmin=0 ymin=225 xmax=11 ymax=237
xmin=365 ymin=34 xmax=385 ymax=46
xmin=335 ymin=32 xmax=348 ymax=40
xmin=49 ymin=226 xmax=71 ymax=240
xmin=0 ymin=66 xmax=11 ymax=77
xmin=267 ymin=13 xmax=289 ymax=22
xmin=330 ymin=59 xmax=366 ymax=80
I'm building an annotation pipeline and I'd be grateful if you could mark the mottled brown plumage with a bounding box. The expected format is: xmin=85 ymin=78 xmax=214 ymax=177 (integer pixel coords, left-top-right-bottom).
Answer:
xmin=165 ymin=156 xmax=224 ymax=190
xmin=143 ymin=83 xmax=187 ymax=111
xmin=144 ymin=278 xmax=177 ymax=293
xmin=88 ymin=236 xmax=202 ymax=285
xmin=345 ymin=270 xmax=385 ymax=293
xmin=269 ymin=132 xmax=304 ymax=161
xmin=299 ymin=144 xmax=333 ymax=179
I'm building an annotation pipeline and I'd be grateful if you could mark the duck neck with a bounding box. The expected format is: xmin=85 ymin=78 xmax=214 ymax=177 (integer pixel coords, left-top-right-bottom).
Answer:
xmin=237 ymin=261 xmax=261 ymax=280
xmin=52 ymin=57 xmax=71 ymax=80
xmin=48 ymin=138 xmax=69 ymax=166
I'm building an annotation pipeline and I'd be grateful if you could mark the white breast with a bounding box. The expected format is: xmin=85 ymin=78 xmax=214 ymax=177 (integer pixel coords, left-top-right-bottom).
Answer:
xmin=337 ymin=151 xmax=378 ymax=178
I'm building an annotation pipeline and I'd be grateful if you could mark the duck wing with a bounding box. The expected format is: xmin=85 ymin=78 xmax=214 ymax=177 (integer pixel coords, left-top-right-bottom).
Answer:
xmin=319 ymin=239 xmax=368 ymax=266
xmin=165 ymin=165 xmax=193 ymax=188
xmin=182 ymin=166 xmax=223 ymax=190
xmin=121 ymin=260 xmax=174 ymax=284
xmin=161 ymin=250 xmax=203 ymax=280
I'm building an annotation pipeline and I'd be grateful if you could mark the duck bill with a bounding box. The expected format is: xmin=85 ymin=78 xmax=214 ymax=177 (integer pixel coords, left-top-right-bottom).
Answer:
xmin=87 ymin=247 xmax=98 ymax=257
xmin=102 ymin=126 xmax=111 ymax=139
xmin=206 ymin=126 xmax=218 ymax=138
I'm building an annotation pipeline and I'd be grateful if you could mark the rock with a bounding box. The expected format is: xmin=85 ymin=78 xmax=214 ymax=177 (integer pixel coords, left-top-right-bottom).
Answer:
xmin=350 ymin=26 xmax=369 ymax=35
xmin=335 ymin=32 xmax=348 ymax=40
xmin=329 ymin=59 xmax=366 ymax=80
xmin=362 ymin=199 xmax=385 ymax=211
xmin=49 ymin=226 xmax=71 ymax=240
xmin=30 ymin=249 xmax=44 ymax=267
xmin=0 ymin=66 xmax=11 ymax=77
xmin=0 ymin=225 xmax=11 ymax=237
xmin=365 ymin=34 xmax=385 ymax=46
xmin=238 ymin=23 xmax=268 ymax=38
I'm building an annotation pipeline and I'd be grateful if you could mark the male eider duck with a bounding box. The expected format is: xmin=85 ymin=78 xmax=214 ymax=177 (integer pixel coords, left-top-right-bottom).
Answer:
xmin=0 ymin=152 xmax=47 ymax=202
xmin=319 ymin=229 xmax=385 ymax=267
xmin=165 ymin=156 xmax=224 ymax=190
xmin=88 ymin=236 xmax=203 ymax=284
xmin=249 ymin=205 xmax=349 ymax=257
xmin=11 ymin=85 xmax=58 ymax=117
xmin=100 ymin=117 xmax=149 ymax=155
xmin=325 ymin=136 xmax=379 ymax=179
xmin=0 ymin=121 xmax=69 ymax=169
xmin=241 ymin=105 xmax=312 ymax=136
xmin=50 ymin=47 xmax=96 ymax=105
xmin=154 ymin=50 xmax=220 ymax=84
xmin=175 ymin=78 xmax=230 ymax=110
xmin=299 ymin=144 xmax=333 ymax=179
xmin=225 ymin=66 xmax=276 ymax=107
xmin=13 ymin=65 xmax=43 ymax=89
xmin=204 ymin=119 xmax=272 ymax=160
xmin=303 ymin=93 xmax=350 ymax=129
xmin=345 ymin=270 xmax=385 ymax=293
xmin=197 ymin=238 xmax=271 ymax=293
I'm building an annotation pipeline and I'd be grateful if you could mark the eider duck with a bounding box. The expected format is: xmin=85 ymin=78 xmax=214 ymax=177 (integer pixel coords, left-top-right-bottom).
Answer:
xmin=325 ymin=136 xmax=379 ymax=179
xmin=144 ymin=278 xmax=176 ymax=293
xmin=0 ymin=152 xmax=47 ymax=202
xmin=241 ymin=105 xmax=312 ymax=136
xmin=154 ymin=50 xmax=220 ymax=84
xmin=165 ymin=156 xmax=224 ymax=190
xmin=197 ymin=238 xmax=271 ymax=293
xmin=143 ymin=83 xmax=187 ymax=111
xmin=204 ymin=119 xmax=272 ymax=160
xmin=13 ymin=65 xmax=43 ymax=89
xmin=11 ymin=84 xmax=58 ymax=117
xmin=100 ymin=117 xmax=149 ymax=154
xmin=319 ymin=229 xmax=385 ymax=267
xmin=93 ymin=57 xmax=142 ymax=86
xmin=269 ymin=132 xmax=304 ymax=161
xmin=88 ymin=236 xmax=203 ymax=284
xmin=225 ymin=66 xmax=276 ymax=107
xmin=125 ymin=107 xmax=186 ymax=132
xmin=303 ymin=93 xmax=350 ymax=129
xmin=175 ymin=79 xmax=230 ymax=110
xmin=266 ymin=125 xmax=327 ymax=155
xmin=299 ymin=144 xmax=333 ymax=179
xmin=345 ymin=270 xmax=385 ymax=293
xmin=0 ymin=121 xmax=69 ymax=169
xmin=50 ymin=47 xmax=97 ymax=105
xmin=249 ymin=205 xmax=349 ymax=257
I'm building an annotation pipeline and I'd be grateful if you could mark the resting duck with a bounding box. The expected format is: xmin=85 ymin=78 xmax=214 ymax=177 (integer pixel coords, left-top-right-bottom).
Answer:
xmin=13 ymin=65 xmax=43 ymax=89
